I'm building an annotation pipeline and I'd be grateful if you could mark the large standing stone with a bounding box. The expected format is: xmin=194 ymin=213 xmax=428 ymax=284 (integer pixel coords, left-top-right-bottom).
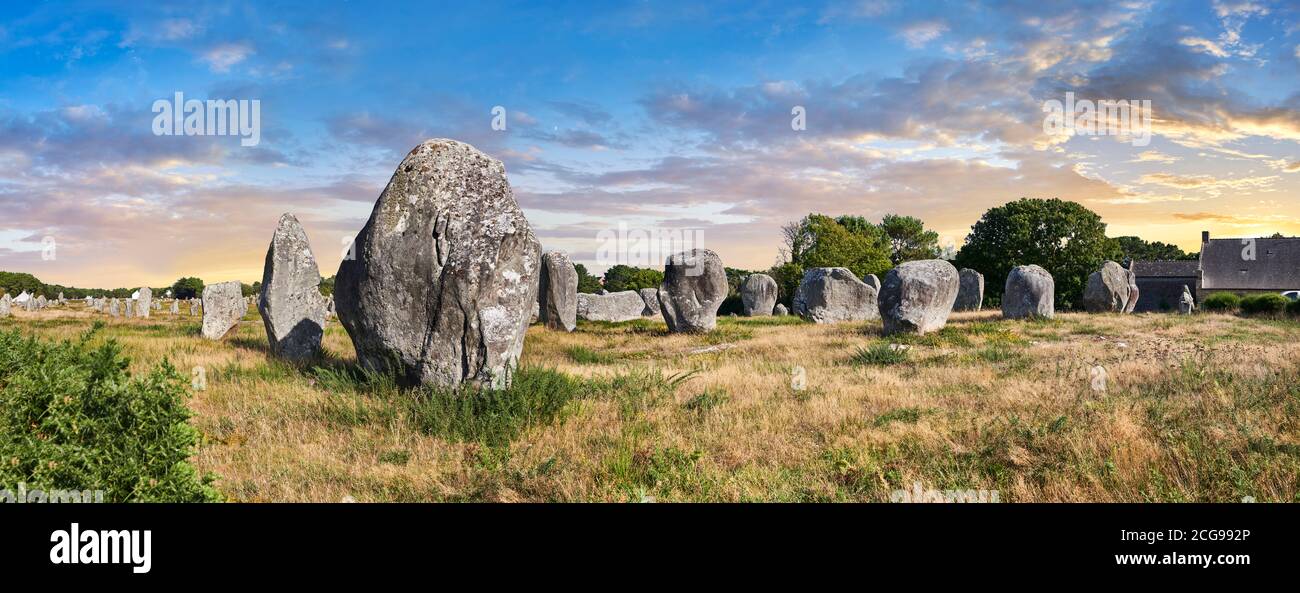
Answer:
xmin=0 ymin=293 xmax=9 ymax=317
xmin=109 ymin=299 xmax=120 ymax=317
xmin=202 ymin=281 xmax=246 ymax=340
xmin=792 ymin=267 xmax=878 ymax=323
xmin=1002 ymin=265 xmax=1055 ymax=319
xmin=1178 ymin=285 xmax=1195 ymax=315
xmin=538 ymin=251 xmax=578 ymax=332
xmin=879 ymin=259 xmax=960 ymax=335
xmin=335 ymin=139 xmax=541 ymax=389
xmin=258 ymin=213 xmax=329 ymax=360
xmin=638 ymin=288 xmax=660 ymax=316
xmin=35 ymin=295 xmax=47 ymax=309
xmin=1123 ymin=265 xmax=1139 ymax=314
xmin=578 ymin=291 xmax=646 ymax=322
xmin=657 ymin=249 xmax=728 ymax=333
xmin=1082 ymin=261 xmax=1132 ymax=313
xmin=740 ymin=273 xmax=778 ymax=316
xmin=137 ymin=287 xmax=151 ymax=319
xmin=954 ymin=268 xmax=984 ymax=312
xmin=190 ymin=299 xmax=199 ymax=316
xmin=774 ymin=303 xmax=789 ymax=316
xmin=170 ymin=300 xmax=179 ymax=315
xmin=863 ymin=274 xmax=881 ymax=291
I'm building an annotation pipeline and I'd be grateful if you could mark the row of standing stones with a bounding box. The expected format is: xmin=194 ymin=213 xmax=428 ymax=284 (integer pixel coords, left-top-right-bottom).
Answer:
xmin=5 ymin=139 xmax=1186 ymax=390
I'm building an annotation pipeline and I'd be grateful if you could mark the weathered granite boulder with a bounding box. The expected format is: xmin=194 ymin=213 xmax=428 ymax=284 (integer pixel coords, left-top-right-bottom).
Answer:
xmin=202 ymin=281 xmax=246 ymax=340
xmin=137 ymin=287 xmax=151 ymax=318
xmin=774 ymin=303 xmax=789 ymax=316
xmin=1178 ymin=285 xmax=1195 ymax=315
xmin=1123 ymin=266 xmax=1139 ymax=313
xmin=35 ymin=295 xmax=46 ymax=309
xmin=335 ymin=139 xmax=541 ymax=389
xmin=1002 ymin=265 xmax=1055 ymax=319
xmin=258 ymin=213 xmax=329 ymax=360
xmin=740 ymin=273 xmax=778 ymax=316
xmin=878 ymin=259 xmax=960 ymax=335
xmin=863 ymin=274 xmax=881 ymax=291
xmin=954 ymin=268 xmax=984 ymax=312
xmin=1083 ymin=261 xmax=1132 ymax=313
xmin=638 ymin=288 xmax=660 ymax=316
xmin=657 ymin=249 xmax=728 ymax=333
xmin=578 ymin=290 xmax=646 ymax=322
xmin=792 ymin=267 xmax=878 ymax=323
xmin=538 ymin=251 xmax=578 ymax=332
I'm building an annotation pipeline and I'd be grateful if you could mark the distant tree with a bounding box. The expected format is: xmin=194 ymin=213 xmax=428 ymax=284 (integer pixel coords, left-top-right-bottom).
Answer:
xmin=767 ymin=262 xmax=805 ymax=308
xmin=878 ymin=214 xmax=941 ymax=265
xmin=574 ymin=263 xmax=602 ymax=294
xmin=1114 ymin=236 xmax=1192 ymax=265
xmin=954 ymin=198 xmax=1121 ymax=310
xmin=319 ymin=275 xmax=335 ymax=296
xmin=0 ymin=271 xmax=44 ymax=296
xmin=781 ymin=214 xmax=893 ymax=281
xmin=601 ymin=265 xmax=664 ymax=292
xmin=240 ymin=282 xmax=258 ymax=297
xmin=171 ymin=277 xmax=205 ymax=300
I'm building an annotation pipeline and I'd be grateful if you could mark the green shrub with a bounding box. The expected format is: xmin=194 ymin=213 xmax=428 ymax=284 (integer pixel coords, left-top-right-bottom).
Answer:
xmin=850 ymin=343 xmax=909 ymax=366
xmin=0 ymin=324 xmax=220 ymax=502
xmin=1240 ymin=293 xmax=1289 ymax=316
xmin=1287 ymin=299 xmax=1300 ymax=317
xmin=1201 ymin=292 xmax=1241 ymax=312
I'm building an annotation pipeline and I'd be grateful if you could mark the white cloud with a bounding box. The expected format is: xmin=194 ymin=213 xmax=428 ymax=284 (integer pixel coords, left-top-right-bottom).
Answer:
xmin=1179 ymin=37 xmax=1228 ymax=57
xmin=899 ymin=21 xmax=948 ymax=49
xmin=201 ymin=42 xmax=254 ymax=73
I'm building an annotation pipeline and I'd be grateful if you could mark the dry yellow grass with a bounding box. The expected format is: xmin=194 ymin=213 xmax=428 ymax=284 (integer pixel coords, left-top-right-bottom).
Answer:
xmin=3 ymin=302 xmax=1299 ymax=502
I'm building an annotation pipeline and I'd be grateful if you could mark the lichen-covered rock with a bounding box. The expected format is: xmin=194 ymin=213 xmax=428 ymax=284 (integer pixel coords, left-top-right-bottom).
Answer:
xmin=740 ymin=273 xmax=778 ymax=316
xmin=1083 ymin=261 xmax=1132 ymax=313
xmin=258 ymin=213 xmax=329 ymax=360
xmin=878 ymin=260 xmax=960 ymax=335
xmin=538 ymin=251 xmax=577 ymax=332
xmin=638 ymin=288 xmax=660 ymax=316
xmin=793 ymin=267 xmax=878 ymax=323
xmin=1002 ymin=265 xmax=1055 ymax=319
xmin=202 ymin=281 xmax=246 ymax=340
xmin=335 ymin=139 xmax=540 ymax=389
xmin=863 ymin=274 xmax=881 ymax=291
xmin=1123 ymin=266 xmax=1139 ymax=313
xmin=658 ymin=249 xmax=728 ymax=333
xmin=774 ymin=303 xmax=789 ymax=316
xmin=954 ymin=268 xmax=984 ymax=312
xmin=578 ymin=290 xmax=645 ymax=322
xmin=1178 ymin=285 xmax=1195 ymax=315
xmin=136 ymin=287 xmax=151 ymax=318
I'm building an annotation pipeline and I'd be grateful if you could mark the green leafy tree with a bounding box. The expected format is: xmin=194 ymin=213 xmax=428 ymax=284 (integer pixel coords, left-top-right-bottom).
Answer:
xmin=601 ymin=265 xmax=664 ymax=292
xmin=954 ymin=198 xmax=1121 ymax=310
xmin=0 ymin=271 xmax=44 ymax=296
xmin=878 ymin=214 xmax=940 ymax=265
xmin=574 ymin=263 xmax=602 ymax=294
xmin=171 ymin=277 xmax=205 ymax=300
xmin=319 ymin=275 xmax=335 ymax=296
xmin=767 ymin=262 xmax=805 ymax=308
xmin=1114 ymin=236 xmax=1193 ymax=265
xmin=782 ymin=214 xmax=892 ymax=281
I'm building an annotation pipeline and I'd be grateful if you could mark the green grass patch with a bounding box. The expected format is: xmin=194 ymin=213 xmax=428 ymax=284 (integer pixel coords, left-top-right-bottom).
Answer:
xmin=850 ymin=343 xmax=910 ymax=366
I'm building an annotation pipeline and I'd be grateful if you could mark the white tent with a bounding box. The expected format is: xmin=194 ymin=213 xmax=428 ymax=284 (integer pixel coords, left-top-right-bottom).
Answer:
xmin=131 ymin=290 xmax=140 ymax=300
xmin=13 ymin=291 xmax=30 ymax=303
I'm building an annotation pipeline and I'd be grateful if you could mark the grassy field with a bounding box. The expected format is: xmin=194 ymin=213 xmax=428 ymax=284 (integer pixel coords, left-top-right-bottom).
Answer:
xmin=3 ymin=302 xmax=1299 ymax=502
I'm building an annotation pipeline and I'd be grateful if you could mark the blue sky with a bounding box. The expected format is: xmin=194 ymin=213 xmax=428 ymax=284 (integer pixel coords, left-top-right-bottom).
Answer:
xmin=1 ymin=0 xmax=1298 ymax=287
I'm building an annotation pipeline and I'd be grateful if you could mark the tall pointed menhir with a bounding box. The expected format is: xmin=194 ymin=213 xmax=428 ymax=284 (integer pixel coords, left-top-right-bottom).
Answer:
xmin=258 ymin=213 xmax=329 ymax=360
xmin=334 ymin=139 xmax=541 ymax=388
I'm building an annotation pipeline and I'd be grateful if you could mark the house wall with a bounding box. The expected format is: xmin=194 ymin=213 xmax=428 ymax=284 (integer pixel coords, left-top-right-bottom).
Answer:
xmin=1135 ymin=277 xmax=1195 ymax=312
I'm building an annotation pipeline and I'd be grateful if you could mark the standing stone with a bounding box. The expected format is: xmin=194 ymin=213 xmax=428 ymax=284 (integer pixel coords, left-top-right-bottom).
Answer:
xmin=1123 ymin=264 xmax=1139 ymax=314
xmin=863 ymin=274 xmax=881 ymax=291
xmin=1002 ymin=265 xmax=1055 ymax=319
xmin=137 ymin=287 xmax=152 ymax=319
xmin=740 ymin=273 xmax=778 ymax=317
xmin=152 ymin=300 xmax=161 ymax=311
xmin=657 ymin=249 xmax=728 ymax=333
xmin=35 ymin=295 xmax=47 ymax=309
xmin=1083 ymin=261 xmax=1132 ymax=313
xmin=335 ymin=139 xmax=541 ymax=389
xmin=530 ymin=299 xmax=539 ymax=324
xmin=109 ymin=299 xmax=120 ymax=317
xmin=259 ymin=213 xmax=329 ymax=360
xmin=538 ymin=251 xmax=578 ymax=332
xmin=170 ymin=300 xmax=179 ymax=315
xmin=190 ymin=299 xmax=199 ymax=316
xmin=578 ymin=291 xmax=647 ymax=322
xmin=124 ymin=300 xmax=134 ymax=318
xmin=878 ymin=260 xmax=960 ymax=336
xmin=793 ymin=267 xmax=878 ymax=323
xmin=638 ymin=288 xmax=660 ymax=316
xmin=202 ymin=281 xmax=246 ymax=340
xmin=774 ymin=303 xmax=789 ymax=316
xmin=326 ymin=296 xmax=335 ymax=319
xmin=1178 ymin=285 xmax=1195 ymax=315
xmin=954 ymin=268 xmax=984 ymax=312
xmin=0 ymin=293 xmax=9 ymax=317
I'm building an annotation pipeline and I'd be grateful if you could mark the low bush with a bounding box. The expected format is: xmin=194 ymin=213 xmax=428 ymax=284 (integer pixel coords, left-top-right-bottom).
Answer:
xmin=1287 ymin=298 xmax=1300 ymax=317
xmin=1201 ymin=292 xmax=1240 ymax=312
xmin=0 ymin=324 xmax=220 ymax=502
xmin=1240 ymin=293 xmax=1289 ymax=316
